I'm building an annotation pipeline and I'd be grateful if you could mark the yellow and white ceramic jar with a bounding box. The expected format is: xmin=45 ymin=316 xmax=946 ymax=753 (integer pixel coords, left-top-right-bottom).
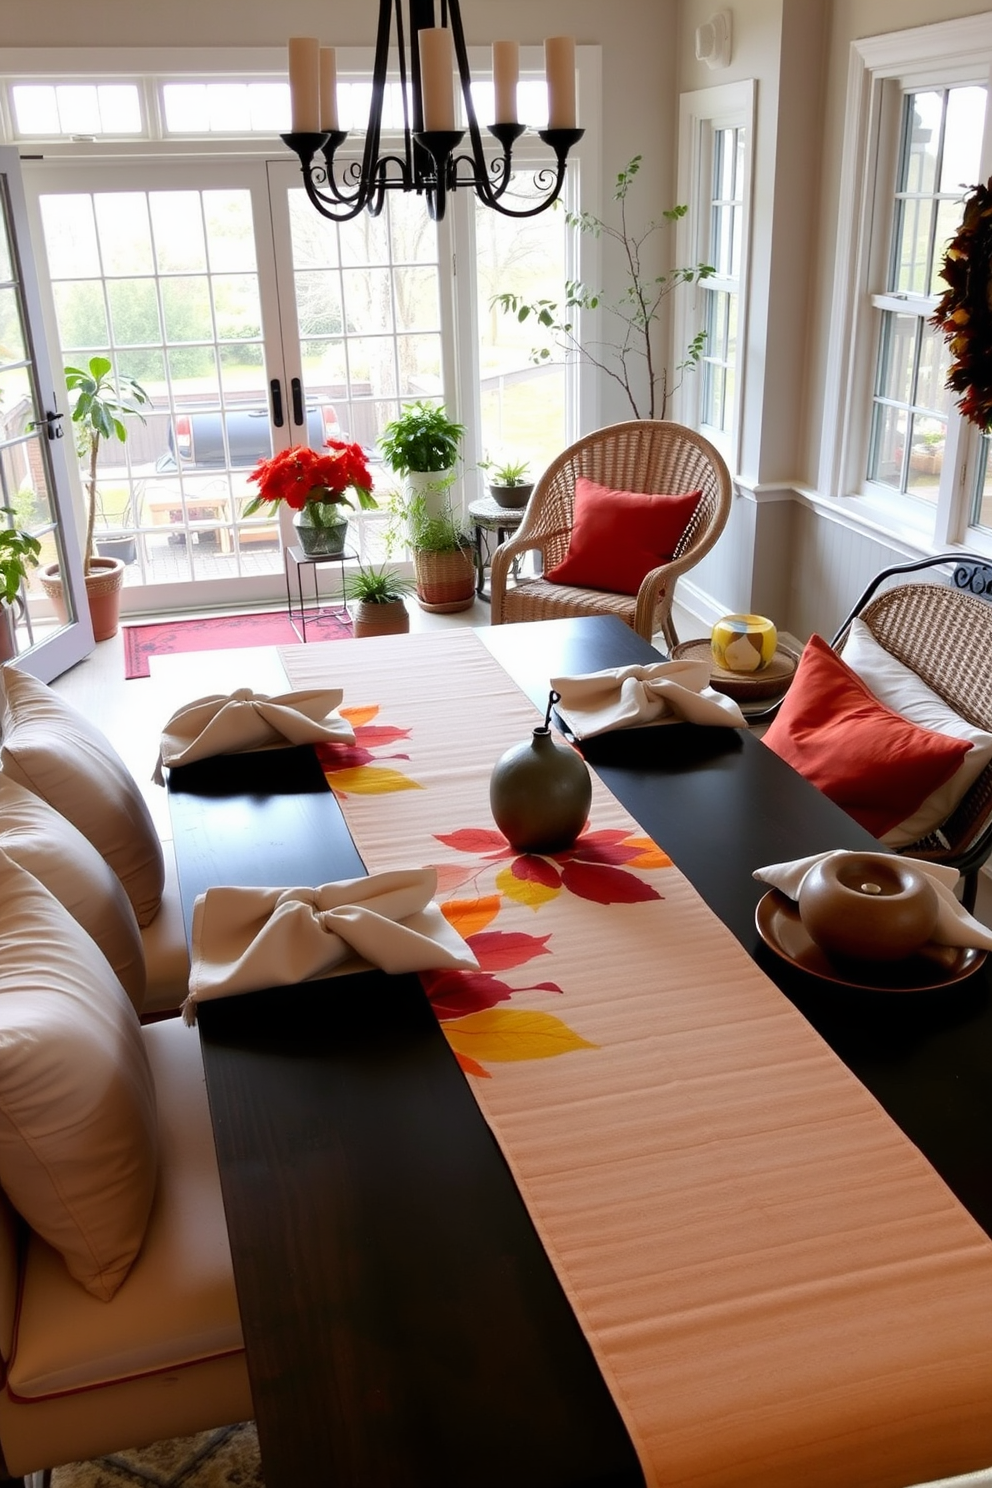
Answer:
xmin=711 ymin=614 xmax=778 ymax=673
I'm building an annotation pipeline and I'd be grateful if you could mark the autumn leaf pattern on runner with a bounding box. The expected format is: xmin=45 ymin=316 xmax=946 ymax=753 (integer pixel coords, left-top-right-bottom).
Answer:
xmin=314 ymin=700 xmax=673 ymax=1077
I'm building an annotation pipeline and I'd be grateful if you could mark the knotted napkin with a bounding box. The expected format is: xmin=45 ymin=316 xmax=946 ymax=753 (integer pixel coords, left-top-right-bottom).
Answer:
xmin=753 ymin=850 xmax=992 ymax=951
xmin=183 ymin=866 xmax=478 ymax=1023
xmin=154 ymin=687 xmax=354 ymax=783
xmin=551 ymin=659 xmax=746 ymax=739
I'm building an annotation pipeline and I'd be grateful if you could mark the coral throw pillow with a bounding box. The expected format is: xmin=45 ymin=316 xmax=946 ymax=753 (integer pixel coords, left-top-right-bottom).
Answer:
xmin=762 ymin=634 xmax=972 ymax=839
xmin=545 ymin=478 xmax=702 ymax=596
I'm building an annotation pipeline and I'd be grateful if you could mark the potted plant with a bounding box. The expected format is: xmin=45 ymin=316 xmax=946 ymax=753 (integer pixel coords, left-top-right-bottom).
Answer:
xmin=244 ymin=440 xmax=377 ymax=556
xmin=343 ymin=562 xmax=414 ymax=638
xmin=40 ymin=356 xmax=151 ymax=641
xmin=480 ymin=456 xmax=534 ymax=510
xmin=379 ymin=401 xmax=464 ymax=522
xmin=0 ymin=508 xmax=41 ymax=662
xmin=406 ymin=498 xmax=477 ymax=613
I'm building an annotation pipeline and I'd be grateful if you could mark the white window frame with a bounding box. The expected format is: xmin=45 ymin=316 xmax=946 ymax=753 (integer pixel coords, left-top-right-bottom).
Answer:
xmin=820 ymin=14 xmax=992 ymax=553
xmin=674 ymin=79 xmax=754 ymax=472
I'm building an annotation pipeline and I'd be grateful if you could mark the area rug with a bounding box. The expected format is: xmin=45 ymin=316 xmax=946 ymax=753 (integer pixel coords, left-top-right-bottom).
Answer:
xmin=51 ymin=1422 xmax=263 ymax=1487
xmin=123 ymin=609 xmax=353 ymax=679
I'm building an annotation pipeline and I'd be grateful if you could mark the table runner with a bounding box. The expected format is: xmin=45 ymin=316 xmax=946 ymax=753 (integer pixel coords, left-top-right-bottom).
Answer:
xmin=280 ymin=631 xmax=992 ymax=1488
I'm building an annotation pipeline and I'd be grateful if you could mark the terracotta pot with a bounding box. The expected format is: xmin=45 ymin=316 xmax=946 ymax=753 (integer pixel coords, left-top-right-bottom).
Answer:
xmin=352 ymin=598 xmax=411 ymax=639
xmin=413 ymin=545 xmax=476 ymax=613
xmin=40 ymin=557 xmax=125 ymax=642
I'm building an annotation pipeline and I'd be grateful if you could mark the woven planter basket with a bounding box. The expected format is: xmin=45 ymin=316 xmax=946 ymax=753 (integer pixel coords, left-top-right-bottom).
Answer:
xmin=414 ymin=546 xmax=476 ymax=613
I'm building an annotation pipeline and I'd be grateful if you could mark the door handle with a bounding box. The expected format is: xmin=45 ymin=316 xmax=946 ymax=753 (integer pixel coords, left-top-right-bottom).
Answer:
xmin=269 ymin=379 xmax=284 ymax=428
xmin=291 ymin=377 xmax=305 ymax=427
xmin=43 ymin=408 xmax=64 ymax=441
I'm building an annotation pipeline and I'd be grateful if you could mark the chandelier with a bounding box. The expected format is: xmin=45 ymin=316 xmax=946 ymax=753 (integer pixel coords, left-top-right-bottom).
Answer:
xmin=284 ymin=2 xmax=583 ymax=222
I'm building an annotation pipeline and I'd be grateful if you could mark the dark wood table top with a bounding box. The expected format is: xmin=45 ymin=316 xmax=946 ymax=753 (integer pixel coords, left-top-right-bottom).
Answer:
xmin=168 ymin=615 xmax=992 ymax=1488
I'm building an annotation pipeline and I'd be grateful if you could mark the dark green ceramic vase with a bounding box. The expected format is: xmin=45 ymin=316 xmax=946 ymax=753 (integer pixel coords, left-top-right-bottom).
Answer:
xmin=490 ymin=725 xmax=592 ymax=853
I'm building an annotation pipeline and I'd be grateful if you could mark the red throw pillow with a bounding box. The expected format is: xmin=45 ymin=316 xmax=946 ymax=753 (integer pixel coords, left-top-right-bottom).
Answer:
xmin=762 ymin=634 xmax=971 ymax=838
xmin=545 ymin=477 xmax=702 ymax=596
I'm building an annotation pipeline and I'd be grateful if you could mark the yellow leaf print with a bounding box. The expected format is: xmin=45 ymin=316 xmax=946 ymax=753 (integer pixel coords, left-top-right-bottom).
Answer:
xmin=328 ymin=766 xmax=422 ymax=795
xmin=624 ymin=837 xmax=672 ymax=869
xmin=442 ymin=894 xmax=501 ymax=937
xmin=442 ymin=1008 xmax=596 ymax=1063
xmin=495 ymin=864 xmax=560 ymax=908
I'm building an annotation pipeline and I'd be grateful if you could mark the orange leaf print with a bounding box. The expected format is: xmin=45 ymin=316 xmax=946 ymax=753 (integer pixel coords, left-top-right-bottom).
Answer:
xmin=625 ymin=838 xmax=672 ymax=869
xmin=327 ymin=765 xmax=422 ymax=795
xmin=441 ymin=1008 xmax=597 ymax=1064
xmin=341 ymin=705 xmax=379 ymax=727
xmin=436 ymin=827 xmax=512 ymax=857
xmin=496 ymin=864 xmax=561 ymax=908
xmin=441 ymin=894 xmax=501 ymax=937
xmin=452 ymin=1050 xmax=492 ymax=1079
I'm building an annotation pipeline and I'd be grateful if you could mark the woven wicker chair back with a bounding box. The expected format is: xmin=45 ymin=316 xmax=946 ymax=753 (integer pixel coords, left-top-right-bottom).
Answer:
xmin=490 ymin=421 xmax=732 ymax=648
xmin=856 ymin=582 xmax=992 ymax=733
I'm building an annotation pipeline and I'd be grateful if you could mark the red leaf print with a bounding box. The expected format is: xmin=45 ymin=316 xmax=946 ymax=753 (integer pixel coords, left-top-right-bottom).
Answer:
xmin=511 ymin=855 xmax=562 ymax=887
xmin=354 ymin=724 xmax=411 ymax=747
xmin=420 ymin=970 xmax=515 ymax=1019
xmin=467 ymin=930 xmax=552 ymax=970
xmin=316 ymin=744 xmax=376 ymax=770
xmin=435 ymin=828 xmax=513 ymax=857
xmin=569 ymin=839 xmax=643 ymax=866
xmin=452 ymin=1050 xmax=492 ymax=1079
xmin=560 ymin=860 xmax=661 ymax=904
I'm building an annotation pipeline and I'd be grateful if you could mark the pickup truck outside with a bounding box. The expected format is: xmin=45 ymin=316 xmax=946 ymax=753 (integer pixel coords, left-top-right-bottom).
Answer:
xmin=159 ymin=401 xmax=342 ymax=470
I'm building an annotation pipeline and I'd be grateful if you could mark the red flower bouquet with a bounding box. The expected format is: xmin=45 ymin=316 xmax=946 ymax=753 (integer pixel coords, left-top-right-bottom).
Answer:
xmin=244 ymin=440 xmax=377 ymax=517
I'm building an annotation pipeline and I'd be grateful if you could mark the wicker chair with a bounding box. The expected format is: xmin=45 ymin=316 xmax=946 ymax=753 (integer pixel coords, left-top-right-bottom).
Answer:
xmin=489 ymin=421 xmax=733 ymax=649
xmin=830 ymin=554 xmax=992 ymax=911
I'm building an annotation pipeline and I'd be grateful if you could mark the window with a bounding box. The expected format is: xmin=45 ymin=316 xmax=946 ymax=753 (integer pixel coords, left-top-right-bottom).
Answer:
xmin=676 ymin=81 xmax=753 ymax=465
xmin=866 ymin=85 xmax=984 ymax=507
xmin=823 ymin=15 xmax=992 ymax=549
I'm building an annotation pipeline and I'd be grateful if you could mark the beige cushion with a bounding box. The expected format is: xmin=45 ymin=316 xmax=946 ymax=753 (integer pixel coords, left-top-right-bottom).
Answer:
xmin=140 ymin=847 xmax=192 ymax=1016
xmin=0 ymin=775 xmax=146 ymax=1009
xmin=0 ymin=664 xmax=164 ymax=926
xmin=0 ymin=850 xmax=158 ymax=1301
xmin=840 ymin=618 xmax=992 ymax=847
xmin=8 ymin=1018 xmax=242 ymax=1398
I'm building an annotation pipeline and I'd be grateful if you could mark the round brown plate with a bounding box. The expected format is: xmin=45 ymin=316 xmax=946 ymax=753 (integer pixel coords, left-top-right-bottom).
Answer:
xmin=755 ymin=889 xmax=986 ymax=992
xmin=671 ymin=638 xmax=799 ymax=700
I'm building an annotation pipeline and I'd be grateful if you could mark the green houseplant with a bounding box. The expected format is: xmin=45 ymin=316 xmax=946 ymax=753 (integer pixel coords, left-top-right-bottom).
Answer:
xmin=379 ymin=401 xmax=465 ymax=476
xmin=493 ymin=155 xmax=715 ymax=421
xmin=0 ymin=508 xmax=41 ymax=662
xmin=40 ymin=356 xmax=151 ymax=641
xmin=480 ymin=455 xmax=534 ymax=510
xmin=343 ymin=562 xmax=414 ymax=638
xmin=395 ymin=494 xmax=476 ymax=613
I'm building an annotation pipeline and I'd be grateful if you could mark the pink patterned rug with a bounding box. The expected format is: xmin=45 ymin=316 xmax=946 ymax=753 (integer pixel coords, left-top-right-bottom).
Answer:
xmin=123 ymin=609 xmax=353 ymax=679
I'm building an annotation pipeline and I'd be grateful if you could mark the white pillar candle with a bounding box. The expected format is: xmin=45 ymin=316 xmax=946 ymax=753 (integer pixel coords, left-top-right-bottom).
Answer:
xmin=545 ymin=36 xmax=576 ymax=129
xmin=319 ymin=47 xmax=339 ymax=132
xmin=288 ymin=37 xmax=321 ymax=133
xmin=492 ymin=40 xmax=519 ymax=125
xmin=419 ymin=27 xmax=456 ymax=132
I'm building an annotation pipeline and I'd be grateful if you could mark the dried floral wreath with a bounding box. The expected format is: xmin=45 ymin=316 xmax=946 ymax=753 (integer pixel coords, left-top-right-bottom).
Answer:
xmin=931 ymin=177 xmax=992 ymax=431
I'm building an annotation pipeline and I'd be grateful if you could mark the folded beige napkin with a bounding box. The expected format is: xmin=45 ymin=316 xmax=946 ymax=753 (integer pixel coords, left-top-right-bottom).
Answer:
xmin=753 ymin=850 xmax=992 ymax=951
xmin=183 ymin=867 xmax=478 ymax=1023
xmin=550 ymin=659 xmax=746 ymax=739
xmin=154 ymin=687 xmax=354 ymax=783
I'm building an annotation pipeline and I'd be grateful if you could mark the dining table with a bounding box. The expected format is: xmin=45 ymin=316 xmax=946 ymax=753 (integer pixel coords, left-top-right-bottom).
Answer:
xmin=165 ymin=615 xmax=992 ymax=1488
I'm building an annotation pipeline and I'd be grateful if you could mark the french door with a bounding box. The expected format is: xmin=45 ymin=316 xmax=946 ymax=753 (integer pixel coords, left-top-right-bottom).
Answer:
xmin=0 ymin=147 xmax=92 ymax=679
xmin=24 ymin=150 xmax=569 ymax=616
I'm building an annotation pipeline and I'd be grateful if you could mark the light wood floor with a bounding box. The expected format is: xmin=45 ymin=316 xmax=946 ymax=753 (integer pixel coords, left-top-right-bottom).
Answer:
xmin=49 ymin=599 xmax=992 ymax=930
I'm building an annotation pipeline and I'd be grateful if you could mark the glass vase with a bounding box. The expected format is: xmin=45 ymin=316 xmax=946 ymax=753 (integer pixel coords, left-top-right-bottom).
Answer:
xmin=293 ymin=501 xmax=348 ymax=557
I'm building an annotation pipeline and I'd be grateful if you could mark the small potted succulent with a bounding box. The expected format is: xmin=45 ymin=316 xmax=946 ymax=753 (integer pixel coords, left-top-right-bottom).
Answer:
xmin=481 ymin=455 xmax=534 ymax=510
xmin=343 ymin=562 xmax=414 ymax=638
xmin=0 ymin=508 xmax=42 ymax=662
